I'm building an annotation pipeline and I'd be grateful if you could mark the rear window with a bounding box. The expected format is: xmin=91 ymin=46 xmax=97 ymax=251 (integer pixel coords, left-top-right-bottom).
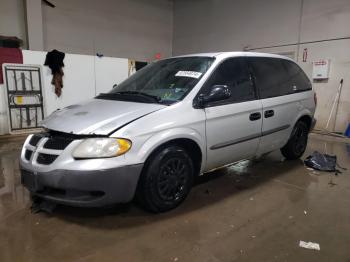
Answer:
xmin=283 ymin=60 xmax=312 ymax=93
xmin=249 ymin=57 xmax=311 ymax=99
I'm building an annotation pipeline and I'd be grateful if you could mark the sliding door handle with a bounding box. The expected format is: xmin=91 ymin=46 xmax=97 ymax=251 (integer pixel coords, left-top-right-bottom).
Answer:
xmin=264 ymin=110 xmax=274 ymax=118
xmin=249 ymin=112 xmax=261 ymax=121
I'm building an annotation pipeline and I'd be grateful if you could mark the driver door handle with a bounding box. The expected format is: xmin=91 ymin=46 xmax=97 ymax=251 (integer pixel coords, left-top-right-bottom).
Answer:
xmin=264 ymin=110 xmax=274 ymax=118
xmin=249 ymin=112 xmax=261 ymax=121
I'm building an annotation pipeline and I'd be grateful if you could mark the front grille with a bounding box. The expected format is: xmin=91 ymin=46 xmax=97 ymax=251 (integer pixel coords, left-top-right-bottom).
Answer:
xmin=25 ymin=150 xmax=33 ymax=161
xmin=37 ymin=153 xmax=58 ymax=165
xmin=29 ymin=134 xmax=43 ymax=146
xmin=43 ymin=136 xmax=73 ymax=150
xmin=25 ymin=130 xmax=89 ymax=165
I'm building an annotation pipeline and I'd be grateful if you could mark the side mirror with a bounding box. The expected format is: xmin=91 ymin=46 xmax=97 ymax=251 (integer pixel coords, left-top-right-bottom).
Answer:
xmin=196 ymin=85 xmax=231 ymax=108
xmin=113 ymin=84 xmax=118 ymax=89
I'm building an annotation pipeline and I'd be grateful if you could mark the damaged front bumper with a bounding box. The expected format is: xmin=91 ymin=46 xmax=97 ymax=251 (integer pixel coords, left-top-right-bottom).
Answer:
xmin=20 ymin=132 xmax=143 ymax=207
xmin=20 ymin=164 xmax=143 ymax=207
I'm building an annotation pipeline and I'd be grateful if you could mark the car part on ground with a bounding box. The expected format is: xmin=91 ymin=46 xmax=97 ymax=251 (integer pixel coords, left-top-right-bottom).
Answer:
xmin=304 ymin=151 xmax=345 ymax=172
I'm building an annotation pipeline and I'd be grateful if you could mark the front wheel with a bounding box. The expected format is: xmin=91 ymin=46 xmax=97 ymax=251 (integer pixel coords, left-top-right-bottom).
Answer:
xmin=281 ymin=121 xmax=309 ymax=160
xmin=136 ymin=145 xmax=194 ymax=213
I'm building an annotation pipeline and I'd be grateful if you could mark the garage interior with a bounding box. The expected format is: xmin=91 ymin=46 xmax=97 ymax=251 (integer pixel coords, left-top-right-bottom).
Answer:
xmin=0 ymin=0 xmax=350 ymax=261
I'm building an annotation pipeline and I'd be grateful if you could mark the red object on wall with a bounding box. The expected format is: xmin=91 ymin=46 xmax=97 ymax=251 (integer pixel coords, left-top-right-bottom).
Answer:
xmin=155 ymin=53 xmax=162 ymax=60
xmin=302 ymin=48 xmax=308 ymax=62
xmin=0 ymin=47 xmax=23 ymax=84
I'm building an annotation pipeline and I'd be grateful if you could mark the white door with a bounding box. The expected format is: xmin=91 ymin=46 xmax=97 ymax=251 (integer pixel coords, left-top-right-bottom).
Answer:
xmin=200 ymin=57 xmax=263 ymax=171
xmin=258 ymin=96 xmax=298 ymax=154
xmin=248 ymin=57 xmax=309 ymax=155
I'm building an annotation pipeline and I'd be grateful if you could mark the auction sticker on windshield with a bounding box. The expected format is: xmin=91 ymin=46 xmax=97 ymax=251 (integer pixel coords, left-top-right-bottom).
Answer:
xmin=175 ymin=71 xmax=202 ymax=79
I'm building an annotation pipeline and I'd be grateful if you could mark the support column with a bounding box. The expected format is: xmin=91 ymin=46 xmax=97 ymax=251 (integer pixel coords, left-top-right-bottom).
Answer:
xmin=25 ymin=0 xmax=44 ymax=51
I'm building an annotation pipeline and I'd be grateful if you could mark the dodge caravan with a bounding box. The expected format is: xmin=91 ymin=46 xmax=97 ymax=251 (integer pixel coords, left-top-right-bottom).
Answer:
xmin=20 ymin=52 xmax=316 ymax=212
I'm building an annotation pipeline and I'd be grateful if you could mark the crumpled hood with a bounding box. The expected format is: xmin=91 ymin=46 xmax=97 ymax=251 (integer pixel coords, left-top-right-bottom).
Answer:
xmin=42 ymin=99 xmax=166 ymax=135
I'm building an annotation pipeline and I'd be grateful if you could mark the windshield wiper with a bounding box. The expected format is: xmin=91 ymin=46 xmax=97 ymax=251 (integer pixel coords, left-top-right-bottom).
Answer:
xmin=114 ymin=91 xmax=162 ymax=103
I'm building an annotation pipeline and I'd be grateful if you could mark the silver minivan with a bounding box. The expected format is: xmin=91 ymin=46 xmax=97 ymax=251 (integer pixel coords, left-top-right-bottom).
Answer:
xmin=20 ymin=52 xmax=316 ymax=212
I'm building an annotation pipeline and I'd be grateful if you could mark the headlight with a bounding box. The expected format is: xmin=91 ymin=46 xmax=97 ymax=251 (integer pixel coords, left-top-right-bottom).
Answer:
xmin=72 ymin=138 xmax=131 ymax=159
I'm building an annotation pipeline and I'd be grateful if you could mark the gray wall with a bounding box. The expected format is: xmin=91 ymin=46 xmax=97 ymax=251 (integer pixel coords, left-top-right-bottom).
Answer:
xmin=0 ymin=0 xmax=27 ymax=47
xmin=173 ymin=0 xmax=302 ymax=54
xmin=173 ymin=0 xmax=350 ymax=132
xmin=0 ymin=0 xmax=173 ymax=61
xmin=42 ymin=0 xmax=173 ymax=61
xmin=26 ymin=0 xmax=44 ymax=50
xmin=1 ymin=0 xmax=349 ymax=131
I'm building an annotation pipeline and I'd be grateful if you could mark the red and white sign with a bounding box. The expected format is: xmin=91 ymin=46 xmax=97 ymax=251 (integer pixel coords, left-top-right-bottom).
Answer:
xmin=312 ymin=59 xmax=330 ymax=80
xmin=314 ymin=60 xmax=327 ymax=66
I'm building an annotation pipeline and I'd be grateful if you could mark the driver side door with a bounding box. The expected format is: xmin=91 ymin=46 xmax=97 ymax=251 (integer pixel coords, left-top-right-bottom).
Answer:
xmin=201 ymin=57 xmax=263 ymax=171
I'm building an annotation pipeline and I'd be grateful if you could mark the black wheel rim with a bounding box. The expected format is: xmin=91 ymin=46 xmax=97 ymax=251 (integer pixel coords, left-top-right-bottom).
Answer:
xmin=157 ymin=157 xmax=189 ymax=201
xmin=294 ymin=124 xmax=307 ymax=154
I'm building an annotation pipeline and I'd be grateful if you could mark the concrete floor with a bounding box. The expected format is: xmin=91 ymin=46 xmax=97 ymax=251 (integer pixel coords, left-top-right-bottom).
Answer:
xmin=0 ymin=134 xmax=349 ymax=262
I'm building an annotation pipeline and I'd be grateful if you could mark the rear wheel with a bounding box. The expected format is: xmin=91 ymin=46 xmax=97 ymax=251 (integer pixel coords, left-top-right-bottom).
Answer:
xmin=281 ymin=121 xmax=309 ymax=160
xmin=136 ymin=145 xmax=194 ymax=213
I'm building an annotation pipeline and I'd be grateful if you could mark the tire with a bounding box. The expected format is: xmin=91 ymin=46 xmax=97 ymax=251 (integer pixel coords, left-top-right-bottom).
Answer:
xmin=281 ymin=121 xmax=309 ymax=160
xmin=136 ymin=145 xmax=194 ymax=213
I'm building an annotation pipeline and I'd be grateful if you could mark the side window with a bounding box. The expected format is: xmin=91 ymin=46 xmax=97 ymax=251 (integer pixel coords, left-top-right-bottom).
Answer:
xmin=202 ymin=58 xmax=255 ymax=105
xmin=249 ymin=57 xmax=291 ymax=99
xmin=283 ymin=60 xmax=312 ymax=92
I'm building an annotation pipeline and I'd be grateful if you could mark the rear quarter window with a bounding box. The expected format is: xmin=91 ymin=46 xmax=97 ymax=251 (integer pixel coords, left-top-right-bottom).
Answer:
xmin=249 ymin=57 xmax=311 ymax=99
xmin=283 ymin=60 xmax=312 ymax=93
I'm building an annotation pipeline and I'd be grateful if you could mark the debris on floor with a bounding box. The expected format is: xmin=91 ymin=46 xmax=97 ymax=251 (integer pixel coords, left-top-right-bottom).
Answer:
xmin=328 ymin=178 xmax=337 ymax=187
xmin=304 ymin=151 xmax=338 ymax=172
xmin=31 ymin=198 xmax=57 ymax=214
xmin=299 ymin=240 xmax=320 ymax=251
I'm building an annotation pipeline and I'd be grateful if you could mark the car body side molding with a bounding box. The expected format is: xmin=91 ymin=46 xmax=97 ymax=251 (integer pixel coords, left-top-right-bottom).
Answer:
xmin=210 ymin=124 xmax=290 ymax=150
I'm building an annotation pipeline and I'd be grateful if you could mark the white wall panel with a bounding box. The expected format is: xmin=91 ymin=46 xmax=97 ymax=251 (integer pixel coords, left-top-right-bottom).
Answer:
xmin=95 ymin=56 xmax=128 ymax=95
xmin=22 ymin=50 xmax=95 ymax=116
xmin=0 ymin=50 xmax=128 ymax=135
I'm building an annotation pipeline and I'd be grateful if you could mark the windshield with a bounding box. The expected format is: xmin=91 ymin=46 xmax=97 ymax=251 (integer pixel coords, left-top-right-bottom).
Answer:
xmin=99 ymin=56 xmax=215 ymax=105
